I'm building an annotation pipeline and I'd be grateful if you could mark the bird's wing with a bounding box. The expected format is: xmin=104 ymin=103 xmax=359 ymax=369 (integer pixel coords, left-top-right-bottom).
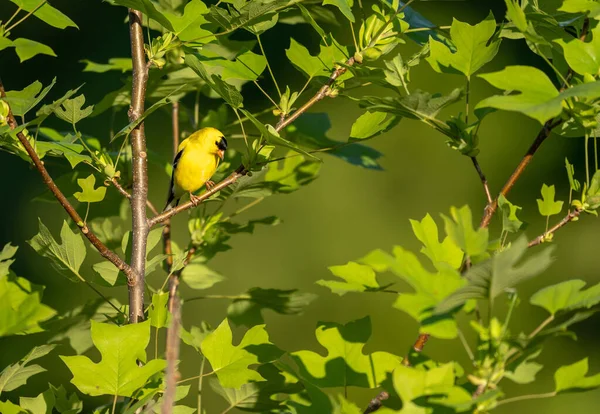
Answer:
xmin=164 ymin=148 xmax=185 ymax=210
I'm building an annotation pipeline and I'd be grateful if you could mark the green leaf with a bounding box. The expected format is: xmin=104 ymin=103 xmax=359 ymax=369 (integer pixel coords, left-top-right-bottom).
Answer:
xmin=35 ymin=139 xmax=92 ymax=168
xmin=317 ymin=262 xmax=382 ymax=295
xmin=586 ymin=169 xmax=600 ymax=209
xmin=0 ymin=345 xmax=55 ymax=393
xmin=297 ymin=3 xmax=327 ymax=40
xmin=537 ymin=184 xmax=564 ymax=217
xmin=441 ymin=205 xmax=489 ymax=258
xmin=0 ymin=243 xmax=18 ymax=277
xmin=436 ymin=236 xmax=555 ymax=313
xmin=61 ymin=321 xmax=166 ymax=397
xmin=201 ymin=319 xmax=283 ymax=389
xmin=531 ymin=279 xmax=600 ymax=315
xmin=566 ymin=157 xmax=582 ymax=192
xmin=80 ymin=58 xmax=132 ymax=73
xmin=286 ymin=38 xmax=326 ymax=78
xmin=73 ymin=174 xmax=107 ymax=203
xmin=9 ymin=0 xmax=78 ymax=29
xmin=349 ymin=111 xmax=393 ymax=140
xmin=323 ymin=0 xmax=354 ymax=22
xmin=505 ymin=350 xmax=543 ymax=384
xmin=556 ymin=26 xmax=600 ymax=76
xmin=220 ymin=50 xmax=267 ymax=81
xmin=427 ymin=12 xmax=500 ymax=78
xmin=4 ymin=78 xmax=56 ymax=117
xmin=110 ymin=0 xmax=175 ymax=31
xmin=0 ymin=273 xmax=56 ymax=336
xmin=181 ymin=259 xmax=225 ymax=290
xmin=505 ymin=0 xmax=528 ymax=32
xmin=50 ymin=384 xmax=82 ymax=414
xmin=54 ymin=95 xmax=93 ymax=125
xmin=180 ymin=321 xmax=212 ymax=352
xmin=210 ymin=363 xmax=302 ymax=412
xmin=559 ymin=0 xmax=600 ymax=20
xmin=165 ymin=0 xmax=214 ymax=42
xmin=13 ymin=38 xmax=56 ymax=63
xmin=410 ymin=213 xmax=463 ymax=270
xmin=28 ymin=219 xmax=86 ymax=283
xmin=20 ymin=388 xmax=55 ymax=414
xmin=149 ymin=292 xmax=170 ymax=329
xmin=498 ymin=195 xmax=524 ymax=233
xmin=477 ymin=66 xmax=600 ymax=124
xmin=291 ymin=316 xmax=402 ymax=388
xmin=227 ymin=288 xmax=317 ymax=326
xmin=0 ymin=400 xmax=26 ymax=414
xmin=185 ymin=54 xmax=244 ymax=108
xmin=555 ymin=358 xmax=600 ymax=393
xmin=240 ymin=109 xmax=319 ymax=160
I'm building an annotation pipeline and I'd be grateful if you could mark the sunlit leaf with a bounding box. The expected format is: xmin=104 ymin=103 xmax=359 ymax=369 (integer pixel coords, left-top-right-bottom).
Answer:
xmin=110 ymin=0 xmax=174 ymax=30
xmin=291 ymin=316 xmax=402 ymax=388
xmin=165 ymin=0 xmax=214 ymax=42
xmin=201 ymin=319 xmax=283 ymax=389
xmin=9 ymin=0 xmax=78 ymax=29
xmin=498 ymin=195 xmax=524 ymax=233
xmin=410 ymin=213 xmax=463 ymax=270
xmin=13 ymin=38 xmax=56 ymax=63
xmin=181 ymin=259 xmax=225 ymax=290
xmin=3 ymin=78 xmax=56 ymax=117
xmin=54 ymin=95 xmax=93 ymax=125
xmin=61 ymin=321 xmax=166 ymax=397
xmin=73 ymin=174 xmax=107 ymax=203
xmin=149 ymin=292 xmax=170 ymax=329
xmin=323 ymin=0 xmax=354 ymax=22
xmin=555 ymin=358 xmax=600 ymax=393
xmin=317 ymin=262 xmax=382 ymax=295
xmin=441 ymin=205 xmax=488 ymax=258
xmin=559 ymin=0 xmax=600 ymax=20
xmin=80 ymin=58 xmax=132 ymax=73
xmin=537 ymin=183 xmax=564 ymax=217
xmin=531 ymin=279 xmax=600 ymax=315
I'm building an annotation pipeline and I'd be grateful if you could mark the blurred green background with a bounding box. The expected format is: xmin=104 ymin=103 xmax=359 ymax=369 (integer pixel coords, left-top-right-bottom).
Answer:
xmin=1 ymin=0 xmax=600 ymax=412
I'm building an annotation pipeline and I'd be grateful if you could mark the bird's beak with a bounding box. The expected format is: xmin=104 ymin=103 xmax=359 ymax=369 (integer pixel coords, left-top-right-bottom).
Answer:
xmin=217 ymin=149 xmax=225 ymax=160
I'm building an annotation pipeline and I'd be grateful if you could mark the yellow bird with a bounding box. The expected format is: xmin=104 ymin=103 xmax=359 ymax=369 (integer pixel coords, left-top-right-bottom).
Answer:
xmin=164 ymin=127 xmax=227 ymax=210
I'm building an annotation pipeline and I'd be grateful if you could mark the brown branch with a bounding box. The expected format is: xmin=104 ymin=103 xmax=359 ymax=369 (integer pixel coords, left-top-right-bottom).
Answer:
xmin=402 ymin=333 xmax=430 ymax=367
xmin=471 ymin=156 xmax=492 ymax=204
xmin=0 ymin=78 xmax=135 ymax=283
xmin=528 ymin=208 xmax=582 ymax=247
xmin=109 ymin=177 xmax=158 ymax=215
xmin=363 ymin=391 xmax=389 ymax=414
xmin=149 ymin=58 xmax=356 ymax=227
xmin=161 ymin=291 xmax=181 ymax=414
xmin=479 ymin=118 xmax=562 ymax=228
xmin=128 ymin=8 xmax=151 ymax=323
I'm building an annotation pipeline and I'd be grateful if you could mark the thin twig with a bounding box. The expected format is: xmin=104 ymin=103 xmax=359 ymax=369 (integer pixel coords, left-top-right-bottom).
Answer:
xmin=363 ymin=391 xmax=389 ymax=414
xmin=528 ymin=208 xmax=582 ymax=247
xmin=149 ymin=57 xmax=358 ymax=227
xmin=127 ymin=9 xmax=151 ymax=323
xmin=0 ymin=78 xmax=135 ymax=284
xmin=109 ymin=177 xmax=158 ymax=215
xmin=471 ymin=156 xmax=492 ymax=204
xmin=402 ymin=333 xmax=430 ymax=367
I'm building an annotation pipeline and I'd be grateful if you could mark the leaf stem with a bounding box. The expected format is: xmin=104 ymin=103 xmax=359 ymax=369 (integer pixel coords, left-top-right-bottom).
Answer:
xmin=198 ymin=356 xmax=206 ymax=414
xmin=253 ymin=81 xmax=280 ymax=110
xmin=528 ymin=315 xmax=555 ymax=339
xmin=5 ymin=0 xmax=47 ymax=32
xmin=222 ymin=197 xmax=265 ymax=222
xmin=112 ymin=394 xmax=117 ymax=414
xmin=3 ymin=6 xmax=22 ymax=29
xmin=471 ymin=157 xmax=492 ymax=204
xmin=495 ymin=392 xmax=556 ymax=407
xmin=184 ymin=294 xmax=251 ymax=303
xmin=585 ymin=133 xmax=590 ymax=186
xmin=457 ymin=327 xmax=475 ymax=363
xmin=256 ymin=33 xmax=281 ymax=97
xmin=176 ymin=371 xmax=214 ymax=384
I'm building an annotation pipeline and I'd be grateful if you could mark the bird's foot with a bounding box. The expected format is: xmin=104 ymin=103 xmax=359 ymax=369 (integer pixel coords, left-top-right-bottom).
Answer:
xmin=189 ymin=193 xmax=201 ymax=206
xmin=205 ymin=180 xmax=216 ymax=191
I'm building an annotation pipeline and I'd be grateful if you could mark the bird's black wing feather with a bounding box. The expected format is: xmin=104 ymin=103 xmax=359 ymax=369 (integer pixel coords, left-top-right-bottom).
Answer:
xmin=164 ymin=149 xmax=184 ymax=210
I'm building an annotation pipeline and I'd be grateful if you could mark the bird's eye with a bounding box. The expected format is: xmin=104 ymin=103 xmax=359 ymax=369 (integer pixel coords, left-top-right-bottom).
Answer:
xmin=216 ymin=136 xmax=228 ymax=151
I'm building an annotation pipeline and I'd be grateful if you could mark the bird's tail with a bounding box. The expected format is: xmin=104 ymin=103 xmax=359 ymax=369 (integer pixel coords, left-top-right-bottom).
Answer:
xmin=163 ymin=193 xmax=180 ymax=212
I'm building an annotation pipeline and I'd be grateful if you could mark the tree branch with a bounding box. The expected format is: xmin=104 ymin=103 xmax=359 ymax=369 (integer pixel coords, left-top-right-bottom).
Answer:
xmin=161 ymin=287 xmax=182 ymax=414
xmin=479 ymin=118 xmax=562 ymax=228
xmin=528 ymin=208 xmax=582 ymax=247
xmin=470 ymin=156 xmax=492 ymax=204
xmin=149 ymin=58 xmax=356 ymax=227
xmin=0 ymin=77 xmax=135 ymax=284
xmin=128 ymin=8 xmax=151 ymax=323
xmin=363 ymin=391 xmax=389 ymax=414
xmin=108 ymin=177 xmax=158 ymax=215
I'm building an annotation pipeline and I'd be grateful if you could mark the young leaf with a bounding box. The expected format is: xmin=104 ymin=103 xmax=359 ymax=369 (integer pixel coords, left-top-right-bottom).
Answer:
xmin=185 ymin=54 xmax=244 ymax=108
xmin=555 ymin=358 xmax=600 ymax=393
xmin=19 ymin=388 xmax=55 ymax=414
xmin=349 ymin=111 xmax=393 ymax=140
xmin=80 ymin=58 xmax=132 ymax=73
xmin=530 ymin=279 xmax=600 ymax=315
xmin=556 ymin=26 xmax=600 ymax=76
xmin=13 ymin=38 xmax=56 ymax=63
xmin=149 ymin=292 xmax=169 ymax=329
xmin=537 ymin=184 xmax=564 ymax=217
xmin=61 ymin=321 xmax=166 ymax=397
xmin=3 ymin=78 xmax=56 ymax=117
xmin=220 ymin=50 xmax=267 ymax=81
xmin=227 ymin=288 xmax=317 ymax=326
xmin=323 ymin=0 xmax=354 ymax=22
xmin=317 ymin=262 xmax=382 ymax=295
xmin=297 ymin=3 xmax=327 ymax=40
xmin=54 ymin=95 xmax=93 ymax=125
xmin=201 ymin=319 xmax=283 ymax=389
xmin=566 ymin=158 xmax=581 ymax=192
xmin=9 ymin=0 xmax=78 ymax=29
xmin=427 ymin=12 xmax=501 ymax=79
xmin=498 ymin=195 xmax=524 ymax=233
xmin=110 ymin=0 xmax=175 ymax=31
xmin=73 ymin=174 xmax=107 ymax=203
xmin=286 ymin=38 xmax=326 ymax=78
xmin=410 ymin=213 xmax=463 ymax=270
xmin=291 ymin=316 xmax=402 ymax=388
xmin=436 ymin=237 xmax=555 ymax=313
xmin=505 ymin=350 xmax=544 ymax=384
xmin=559 ymin=0 xmax=600 ymax=20
xmin=505 ymin=0 xmax=528 ymax=32
xmin=164 ymin=0 xmax=214 ymax=43
xmin=35 ymin=140 xmax=92 ymax=168
xmin=28 ymin=219 xmax=86 ymax=283
xmin=181 ymin=259 xmax=225 ymax=290
xmin=477 ymin=66 xmax=600 ymax=124
xmin=441 ymin=205 xmax=489 ymax=258
xmin=0 ymin=345 xmax=55 ymax=393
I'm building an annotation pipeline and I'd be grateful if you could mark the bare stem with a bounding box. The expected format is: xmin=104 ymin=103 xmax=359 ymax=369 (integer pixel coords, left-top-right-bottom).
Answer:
xmin=471 ymin=157 xmax=492 ymax=204
xmin=402 ymin=333 xmax=430 ymax=367
xmin=127 ymin=9 xmax=151 ymax=323
xmin=0 ymin=78 xmax=135 ymax=283
xmin=528 ymin=209 xmax=582 ymax=247
xmin=363 ymin=391 xmax=389 ymax=414
xmin=161 ymin=292 xmax=182 ymax=414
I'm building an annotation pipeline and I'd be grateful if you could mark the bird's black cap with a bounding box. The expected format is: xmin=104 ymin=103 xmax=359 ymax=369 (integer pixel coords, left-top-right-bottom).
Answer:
xmin=216 ymin=136 xmax=228 ymax=151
